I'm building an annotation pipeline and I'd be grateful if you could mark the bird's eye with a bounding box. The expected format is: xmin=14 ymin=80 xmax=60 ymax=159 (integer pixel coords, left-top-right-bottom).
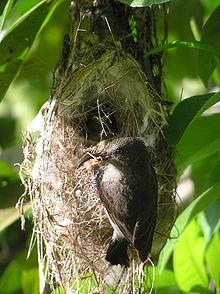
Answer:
xmin=115 ymin=148 xmax=120 ymax=154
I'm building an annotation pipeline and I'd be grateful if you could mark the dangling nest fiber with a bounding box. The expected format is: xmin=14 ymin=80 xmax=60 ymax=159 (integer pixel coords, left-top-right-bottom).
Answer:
xmin=19 ymin=50 xmax=176 ymax=293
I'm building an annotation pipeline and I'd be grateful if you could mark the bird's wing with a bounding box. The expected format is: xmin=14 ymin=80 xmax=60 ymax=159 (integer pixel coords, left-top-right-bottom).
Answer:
xmin=98 ymin=162 xmax=157 ymax=261
xmin=132 ymin=203 xmax=157 ymax=262
xmin=107 ymin=206 xmax=134 ymax=242
xmin=132 ymin=166 xmax=158 ymax=262
xmin=103 ymin=191 xmax=157 ymax=263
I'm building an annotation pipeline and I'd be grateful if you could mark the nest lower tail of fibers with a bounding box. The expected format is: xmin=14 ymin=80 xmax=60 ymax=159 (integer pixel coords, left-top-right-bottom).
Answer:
xmin=19 ymin=50 xmax=176 ymax=293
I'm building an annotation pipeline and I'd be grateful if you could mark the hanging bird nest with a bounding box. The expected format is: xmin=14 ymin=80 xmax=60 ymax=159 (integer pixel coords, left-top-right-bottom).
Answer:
xmin=19 ymin=48 xmax=176 ymax=293
xmin=18 ymin=2 xmax=176 ymax=292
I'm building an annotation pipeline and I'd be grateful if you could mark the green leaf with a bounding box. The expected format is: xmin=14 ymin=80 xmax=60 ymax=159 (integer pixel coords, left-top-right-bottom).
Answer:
xmin=191 ymin=152 xmax=220 ymax=196
xmin=206 ymin=231 xmax=220 ymax=293
xmin=0 ymin=160 xmax=17 ymax=177
xmin=158 ymin=182 xmax=220 ymax=273
xmin=198 ymin=5 xmax=220 ymax=86
xmin=0 ymin=0 xmax=48 ymax=40
xmin=0 ymin=0 xmax=14 ymax=31
xmin=198 ymin=198 xmax=220 ymax=243
xmin=173 ymin=220 xmax=208 ymax=292
xmin=0 ymin=259 xmax=23 ymax=294
xmin=0 ymin=203 xmax=31 ymax=232
xmin=71 ymin=272 xmax=97 ymax=292
xmin=166 ymin=92 xmax=220 ymax=146
xmin=176 ymin=114 xmax=220 ymax=172
xmin=206 ymin=153 xmax=220 ymax=187
xmin=156 ymin=268 xmax=177 ymax=288
xmin=204 ymin=199 xmax=220 ymax=234
xmin=0 ymin=251 xmax=38 ymax=294
xmin=50 ymin=287 xmax=65 ymax=294
xmin=143 ymin=267 xmax=178 ymax=294
xmin=0 ymin=0 xmax=68 ymax=102
xmin=117 ymin=0 xmax=171 ymax=7
xmin=162 ymin=0 xmax=205 ymax=89
xmin=156 ymin=287 xmax=184 ymax=294
xmin=145 ymin=40 xmax=220 ymax=58
xmin=145 ymin=266 xmax=177 ymax=289
xmin=21 ymin=268 xmax=39 ymax=294
xmin=202 ymin=0 xmax=220 ymax=15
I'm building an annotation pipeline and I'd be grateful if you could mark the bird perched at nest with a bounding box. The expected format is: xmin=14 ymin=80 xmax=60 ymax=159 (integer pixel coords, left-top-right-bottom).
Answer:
xmin=77 ymin=137 xmax=158 ymax=267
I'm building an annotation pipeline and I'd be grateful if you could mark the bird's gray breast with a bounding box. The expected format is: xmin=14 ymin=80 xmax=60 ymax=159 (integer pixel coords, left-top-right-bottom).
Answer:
xmin=100 ymin=163 xmax=132 ymax=216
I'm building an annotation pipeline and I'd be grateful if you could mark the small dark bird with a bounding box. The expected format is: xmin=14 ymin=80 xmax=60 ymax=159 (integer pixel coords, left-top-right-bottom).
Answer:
xmin=78 ymin=137 xmax=158 ymax=267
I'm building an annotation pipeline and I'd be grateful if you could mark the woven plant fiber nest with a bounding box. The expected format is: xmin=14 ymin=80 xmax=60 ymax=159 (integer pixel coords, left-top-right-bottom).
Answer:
xmin=19 ymin=50 xmax=176 ymax=293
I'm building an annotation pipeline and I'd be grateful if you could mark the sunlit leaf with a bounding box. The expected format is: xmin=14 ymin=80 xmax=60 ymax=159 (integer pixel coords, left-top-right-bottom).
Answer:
xmin=145 ymin=40 xmax=219 ymax=58
xmin=0 ymin=203 xmax=31 ymax=232
xmin=162 ymin=0 xmax=205 ymax=93
xmin=0 ymin=0 xmax=49 ymax=40
xmin=205 ymin=231 xmax=220 ymax=292
xmin=21 ymin=268 xmax=39 ymax=294
xmin=158 ymin=182 xmax=220 ymax=272
xmin=173 ymin=220 xmax=208 ymax=292
xmin=0 ymin=0 xmax=14 ymax=32
xmin=50 ymin=287 xmax=65 ymax=294
xmin=156 ymin=288 xmax=184 ymax=294
xmin=0 ymin=2 xmax=49 ymax=102
xmin=117 ymin=0 xmax=172 ymax=7
xmin=166 ymin=92 xmax=220 ymax=146
xmin=0 ymin=0 xmax=69 ymax=102
xmin=146 ymin=267 xmax=177 ymax=288
xmin=156 ymin=269 xmax=177 ymax=288
xmin=176 ymin=113 xmax=220 ymax=172
xmin=0 ymin=259 xmax=23 ymax=294
xmin=0 ymin=250 xmax=38 ymax=294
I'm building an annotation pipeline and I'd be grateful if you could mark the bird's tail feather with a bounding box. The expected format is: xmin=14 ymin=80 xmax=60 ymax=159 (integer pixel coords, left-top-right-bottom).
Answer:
xmin=106 ymin=239 xmax=129 ymax=267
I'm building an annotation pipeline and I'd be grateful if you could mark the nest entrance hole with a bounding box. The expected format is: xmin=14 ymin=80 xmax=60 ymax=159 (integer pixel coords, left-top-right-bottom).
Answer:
xmin=72 ymin=100 xmax=122 ymax=142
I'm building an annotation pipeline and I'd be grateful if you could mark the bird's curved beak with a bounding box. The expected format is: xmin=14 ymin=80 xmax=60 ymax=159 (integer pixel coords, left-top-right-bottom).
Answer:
xmin=77 ymin=153 xmax=96 ymax=169
xmin=77 ymin=152 xmax=109 ymax=169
